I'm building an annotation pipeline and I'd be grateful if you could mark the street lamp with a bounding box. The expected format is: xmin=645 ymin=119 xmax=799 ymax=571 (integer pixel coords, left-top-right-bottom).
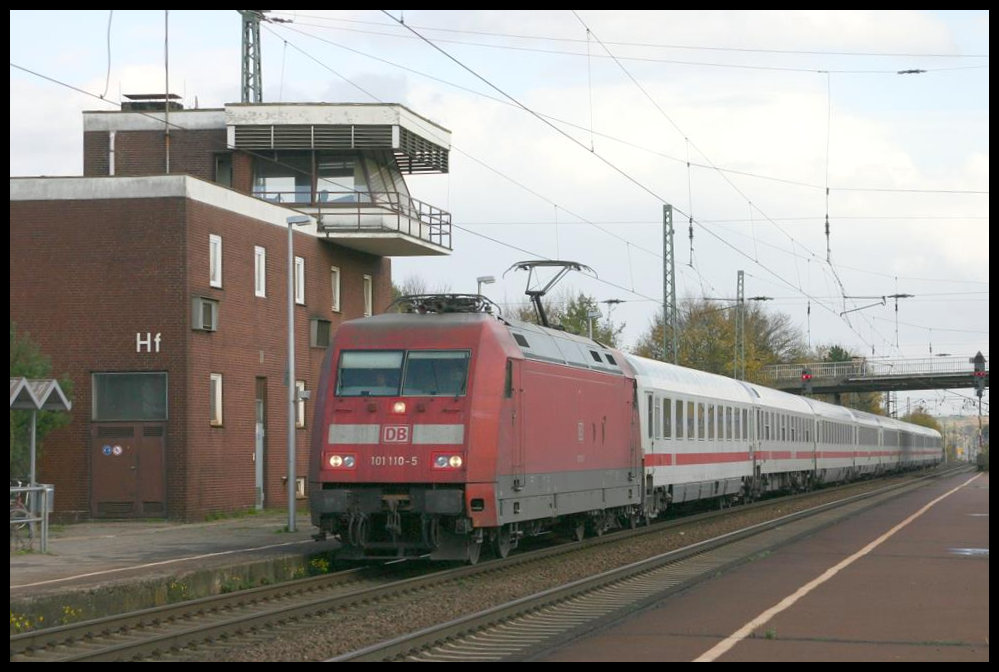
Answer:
xmin=286 ymin=213 xmax=312 ymax=532
xmin=476 ymin=275 xmax=495 ymax=295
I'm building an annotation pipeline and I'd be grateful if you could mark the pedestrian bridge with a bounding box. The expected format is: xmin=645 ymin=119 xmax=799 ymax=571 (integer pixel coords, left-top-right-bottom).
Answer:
xmin=762 ymin=354 xmax=988 ymax=396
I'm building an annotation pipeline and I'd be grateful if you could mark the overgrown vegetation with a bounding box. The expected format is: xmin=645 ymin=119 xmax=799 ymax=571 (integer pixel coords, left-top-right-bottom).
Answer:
xmin=10 ymin=320 xmax=73 ymax=480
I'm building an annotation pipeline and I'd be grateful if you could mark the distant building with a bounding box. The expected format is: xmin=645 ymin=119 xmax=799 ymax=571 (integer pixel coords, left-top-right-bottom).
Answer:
xmin=10 ymin=97 xmax=452 ymax=521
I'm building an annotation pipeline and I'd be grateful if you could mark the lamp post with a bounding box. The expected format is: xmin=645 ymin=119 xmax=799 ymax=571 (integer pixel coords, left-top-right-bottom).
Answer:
xmin=476 ymin=275 xmax=495 ymax=295
xmin=286 ymin=214 xmax=311 ymax=532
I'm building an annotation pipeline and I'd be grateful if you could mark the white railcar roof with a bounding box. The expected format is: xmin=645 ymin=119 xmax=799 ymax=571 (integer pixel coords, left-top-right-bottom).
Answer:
xmin=843 ymin=407 xmax=886 ymax=430
xmin=503 ymin=317 xmax=624 ymax=375
xmin=737 ymin=379 xmax=816 ymax=414
xmin=800 ymin=395 xmax=857 ymax=422
xmin=623 ymin=353 xmax=755 ymax=405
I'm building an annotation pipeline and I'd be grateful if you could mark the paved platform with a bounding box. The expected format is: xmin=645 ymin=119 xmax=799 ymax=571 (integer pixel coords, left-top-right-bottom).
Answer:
xmin=535 ymin=469 xmax=989 ymax=662
xmin=10 ymin=509 xmax=340 ymax=629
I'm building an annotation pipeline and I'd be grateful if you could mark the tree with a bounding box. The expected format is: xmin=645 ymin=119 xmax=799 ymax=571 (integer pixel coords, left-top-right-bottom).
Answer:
xmin=630 ymin=297 xmax=806 ymax=380
xmin=10 ymin=321 xmax=73 ymax=480
xmin=812 ymin=343 xmax=883 ymax=414
xmin=511 ymin=290 xmax=625 ymax=347
xmin=901 ymin=406 xmax=943 ymax=434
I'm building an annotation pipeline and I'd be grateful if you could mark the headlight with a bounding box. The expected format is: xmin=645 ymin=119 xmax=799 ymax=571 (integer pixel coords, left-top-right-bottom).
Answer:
xmin=433 ymin=453 xmax=464 ymax=469
xmin=327 ymin=454 xmax=356 ymax=469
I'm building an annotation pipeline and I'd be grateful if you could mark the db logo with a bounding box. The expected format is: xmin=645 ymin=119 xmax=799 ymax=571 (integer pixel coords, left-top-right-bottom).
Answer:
xmin=382 ymin=425 xmax=411 ymax=443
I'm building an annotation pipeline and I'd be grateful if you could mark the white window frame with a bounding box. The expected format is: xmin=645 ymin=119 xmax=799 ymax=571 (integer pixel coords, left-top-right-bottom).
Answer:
xmin=209 ymin=234 xmax=222 ymax=288
xmin=331 ymin=266 xmax=341 ymax=313
xmin=294 ymin=256 xmax=305 ymax=305
xmin=254 ymin=246 xmax=266 ymax=298
xmin=295 ymin=379 xmax=306 ymax=428
xmin=363 ymin=274 xmax=373 ymax=317
xmin=210 ymin=373 xmax=223 ymax=426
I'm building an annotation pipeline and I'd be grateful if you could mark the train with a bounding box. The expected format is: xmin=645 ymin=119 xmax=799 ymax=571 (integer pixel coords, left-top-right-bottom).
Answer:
xmin=308 ymin=294 xmax=943 ymax=564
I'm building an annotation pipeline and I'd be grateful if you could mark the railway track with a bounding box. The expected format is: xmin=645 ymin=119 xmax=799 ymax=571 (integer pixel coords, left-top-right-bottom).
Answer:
xmin=334 ymin=468 xmax=963 ymax=661
xmin=10 ymin=468 xmax=961 ymax=662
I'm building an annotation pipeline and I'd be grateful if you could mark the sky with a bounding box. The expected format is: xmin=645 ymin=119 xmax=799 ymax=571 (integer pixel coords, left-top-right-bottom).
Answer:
xmin=9 ymin=10 xmax=990 ymax=417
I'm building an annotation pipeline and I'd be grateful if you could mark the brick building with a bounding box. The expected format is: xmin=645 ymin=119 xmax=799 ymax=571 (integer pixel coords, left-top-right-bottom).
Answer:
xmin=10 ymin=99 xmax=452 ymax=521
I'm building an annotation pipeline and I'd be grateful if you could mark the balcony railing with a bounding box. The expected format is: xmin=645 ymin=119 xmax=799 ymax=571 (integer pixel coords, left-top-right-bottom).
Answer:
xmin=253 ymin=189 xmax=452 ymax=251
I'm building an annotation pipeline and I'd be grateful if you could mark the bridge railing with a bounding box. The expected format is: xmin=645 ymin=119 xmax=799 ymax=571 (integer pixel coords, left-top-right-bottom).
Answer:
xmin=762 ymin=356 xmax=986 ymax=386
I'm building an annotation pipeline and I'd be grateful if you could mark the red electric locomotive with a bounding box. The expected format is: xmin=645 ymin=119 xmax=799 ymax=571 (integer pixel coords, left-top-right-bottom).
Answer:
xmin=308 ymin=295 xmax=642 ymax=563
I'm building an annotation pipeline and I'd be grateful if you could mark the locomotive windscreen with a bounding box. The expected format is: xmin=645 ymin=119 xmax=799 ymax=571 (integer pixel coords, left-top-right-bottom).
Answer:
xmin=336 ymin=349 xmax=469 ymax=397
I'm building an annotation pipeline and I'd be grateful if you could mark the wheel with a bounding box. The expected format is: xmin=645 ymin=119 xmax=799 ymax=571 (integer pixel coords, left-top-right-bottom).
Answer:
xmin=572 ymin=520 xmax=586 ymax=542
xmin=492 ymin=525 xmax=512 ymax=559
xmin=466 ymin=538 xmax=482 ymax=565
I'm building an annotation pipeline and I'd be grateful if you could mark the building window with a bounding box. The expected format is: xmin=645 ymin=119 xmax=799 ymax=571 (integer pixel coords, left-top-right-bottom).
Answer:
xmin=294 ymin=256 xmax=305 ymax=305
xmin=252 ymin=152 xmax=312 ymax=203
xmin=214 ymin=153 xmax=233 ymax=188
xmin=210 ymin=373 xmax=223 ymax=426
xmin=92 ymin=372 xmax=168 ymax=421
xmin=254 ymin=246 xmax=266 ymax=297
xmin=363 ymin=274 xmax=373 ymax=317
xmin=331 ymin=266 xmax=341 ymax=312
xmin=311 ymin=318 xmax=331 ymax=348
xmin=295 ymin=380 xmax=307 ymax=428
xmin=192 ymin=297 xmax=219 ymax=331
xmin=209 ymin=234 xmax=222 ymax=288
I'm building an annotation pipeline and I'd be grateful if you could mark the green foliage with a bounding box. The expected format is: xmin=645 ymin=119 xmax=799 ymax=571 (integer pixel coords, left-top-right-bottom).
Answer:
xmin=630 ymin=298 xmax=806 ymax=380
xmin=512 ymin=290 xmax=626 ymax=347
xmin=902 ymin=407 xmax=943 ymax=433
xmin=9 ymin=321 xmax=73 ymax=480
xmin=811 ymin=343 xmax=884 ymax=414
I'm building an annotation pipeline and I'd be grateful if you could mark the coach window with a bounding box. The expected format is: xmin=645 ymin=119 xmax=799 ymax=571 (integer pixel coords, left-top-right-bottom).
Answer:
xmin=687 ymin=401 xmax=696 ymax=440
xmin=654 ymin=398 xmax=662 ymax=438
xmin=697 ymin=402 xmax=706 ymax=440
xmin=403 ymin=351 xmax=470 ymax=397
xmin=663 ymin=398 xmax=672 ymax=439
xmin=647 ymin=395 xmax=654 ymax=439
xmin=336 ymin=351 xmax=403 ymax=396
xmin=675 ymin=399 xmax=684 ymax=439
xmin=734 ymin=407 xmax=741 ymax=440
xmin=707 ymin=405 xmax=715 ymax=440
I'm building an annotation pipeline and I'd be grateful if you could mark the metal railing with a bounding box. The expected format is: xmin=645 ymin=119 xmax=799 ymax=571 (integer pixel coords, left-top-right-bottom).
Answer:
xmin=763 ymin=356 xmax=988 ymax=385
xmin=9 ymin=483 xmax=54 ymax=553
xmin=253 ymin=189 xmax=452 ymax=250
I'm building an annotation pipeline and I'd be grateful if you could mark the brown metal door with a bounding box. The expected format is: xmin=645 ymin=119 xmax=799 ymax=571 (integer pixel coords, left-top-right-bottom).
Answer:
xmin=91 ymin=423 xmax=165 ymax=518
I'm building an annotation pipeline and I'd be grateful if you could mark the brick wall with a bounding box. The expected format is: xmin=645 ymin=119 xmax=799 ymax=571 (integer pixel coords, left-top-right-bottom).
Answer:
xmin=10 ymin=194 xmax=391 ymax=521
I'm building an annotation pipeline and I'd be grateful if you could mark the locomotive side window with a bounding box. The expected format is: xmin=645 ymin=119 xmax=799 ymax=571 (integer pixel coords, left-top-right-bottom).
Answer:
xmin=403 ymin=350 xmax=470 ymax=397
xmin=336 ymin=351 xmax=403 ymax=396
